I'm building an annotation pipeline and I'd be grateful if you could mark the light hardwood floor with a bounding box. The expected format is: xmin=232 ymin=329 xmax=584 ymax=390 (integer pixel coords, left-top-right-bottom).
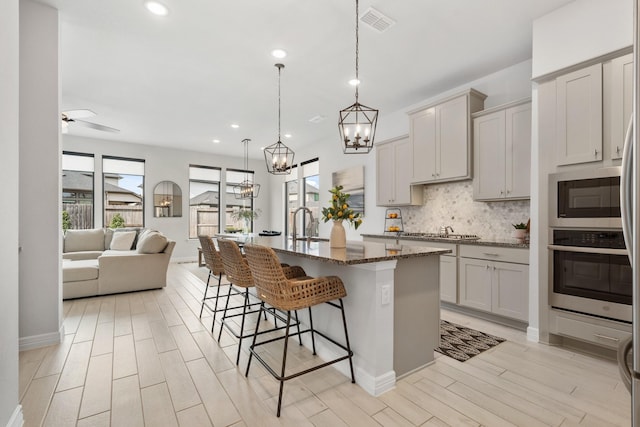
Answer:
xmin=19 ymin=263 xmax=631 ymax=426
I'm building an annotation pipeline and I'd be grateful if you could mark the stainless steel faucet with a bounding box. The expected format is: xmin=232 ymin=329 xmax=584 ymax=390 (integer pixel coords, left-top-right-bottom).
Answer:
xmin=292 ymin=206 xmax=314 ymax=241
xmin=440 ymin=225 xmax=454 ymax=236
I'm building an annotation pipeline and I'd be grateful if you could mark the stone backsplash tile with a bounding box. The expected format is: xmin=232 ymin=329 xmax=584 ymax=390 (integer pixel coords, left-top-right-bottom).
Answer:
xmin=401 ymin=181 xmax=530 ymax=240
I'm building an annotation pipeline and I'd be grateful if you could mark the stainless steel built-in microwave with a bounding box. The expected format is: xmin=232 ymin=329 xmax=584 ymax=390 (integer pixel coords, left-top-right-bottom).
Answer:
xmin=549 ymin=167 xmax=622 ymax=229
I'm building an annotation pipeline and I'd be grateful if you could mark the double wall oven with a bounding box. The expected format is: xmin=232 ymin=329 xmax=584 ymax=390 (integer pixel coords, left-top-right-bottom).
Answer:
xmin=549 ymin=167 xmax=632 ymax=323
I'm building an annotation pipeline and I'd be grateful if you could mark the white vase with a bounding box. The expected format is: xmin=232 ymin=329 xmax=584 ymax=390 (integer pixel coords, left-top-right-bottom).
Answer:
xmin=512 ymin=229 xmax=527 ymax=240
xmin=330 ymin=220 xmax=346 ymax=248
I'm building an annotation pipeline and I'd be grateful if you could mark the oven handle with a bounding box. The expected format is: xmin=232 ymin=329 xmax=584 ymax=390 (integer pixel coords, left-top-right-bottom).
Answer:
xmin=621 ymin=117 xmax=633 ymax=263
xmin=548 ymin=244 xmax=629 ymax=256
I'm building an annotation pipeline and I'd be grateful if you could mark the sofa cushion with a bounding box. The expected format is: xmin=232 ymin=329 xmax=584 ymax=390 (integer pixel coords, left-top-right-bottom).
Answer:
xmin=107 ymin=227 xmax=143 ymax=249
xmin=64 ymin=229 xmax=105 ymax=253
xmin=137 ymin=231 xmax=168 ymax=254
xmin=63 ymin=259 xmax=99 ymax=282
xmin=109 ymin=230 xmax=137 ymax=250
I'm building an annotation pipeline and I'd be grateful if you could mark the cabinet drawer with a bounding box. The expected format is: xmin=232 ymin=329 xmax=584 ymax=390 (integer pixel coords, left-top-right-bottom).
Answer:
xmin=459 ymin=245 xmax=528 ymax=264
xmin=399 ymin=240 xmax=457 ymax=256
xmin=551 ymin=310 xmax=631 ymax=349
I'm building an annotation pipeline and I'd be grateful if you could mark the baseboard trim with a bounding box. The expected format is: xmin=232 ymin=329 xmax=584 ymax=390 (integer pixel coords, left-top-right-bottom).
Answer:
xmin=6 ymin=404 xmax=23 ymax=427
xmin=526 ymin=326 xmax=539 ymax=342
xmin=172 ymin=257 xmax=197 ymax=264
xmin=19 ymin=324 xmax=63 ymax=351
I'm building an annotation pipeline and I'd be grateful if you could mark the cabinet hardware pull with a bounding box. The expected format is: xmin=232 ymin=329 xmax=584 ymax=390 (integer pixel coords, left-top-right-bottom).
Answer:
xmin=616 ymin=146 xmax=621 ymax=155
xmin=594 ymin=149 xmax=599 ymax=156
xmin=500 ymin=190 xmax=504 ymax=195
xmin=485 ymin=265 xmax=490 ymax=269
xmin=483 ymin=252 xmax=499 ymax=257
xmin=507 ymin=189 xmax=511 ymax=194
xmin=432 ymin=173 xmax=436 ymax=177
xmin=493 ymin=266 xmax=496 ymax=270
xmin=593 ymin=333 xmax=619 ymax=343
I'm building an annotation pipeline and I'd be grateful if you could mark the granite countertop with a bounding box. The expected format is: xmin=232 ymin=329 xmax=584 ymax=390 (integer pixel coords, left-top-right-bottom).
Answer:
xmin=360 ymin=233 xmax=530 ymax=249
xmin=217 ymin=234 xmax=452 ymax=265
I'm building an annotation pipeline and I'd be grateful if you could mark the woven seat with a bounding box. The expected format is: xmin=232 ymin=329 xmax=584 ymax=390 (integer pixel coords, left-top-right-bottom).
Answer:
xmin=197 ymin=235 xmax=235 ymax=328
xmin=217 ymin=238 xmax=306 ymax=365
xmin=243 ymin=243 xmax=355 ymax=417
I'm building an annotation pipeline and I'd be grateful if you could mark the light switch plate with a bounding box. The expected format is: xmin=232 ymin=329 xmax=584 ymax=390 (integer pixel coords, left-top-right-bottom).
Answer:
xmin=381 ymin=284 xmax=391 ymax=305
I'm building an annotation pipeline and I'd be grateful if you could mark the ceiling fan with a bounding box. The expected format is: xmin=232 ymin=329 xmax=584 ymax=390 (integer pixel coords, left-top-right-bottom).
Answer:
xmin=61 ymin=109 xmax=120 ymax=133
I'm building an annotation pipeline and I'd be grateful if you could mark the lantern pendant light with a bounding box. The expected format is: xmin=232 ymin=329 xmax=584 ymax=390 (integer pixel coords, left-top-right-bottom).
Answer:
xmin=233 ymin=138 xmax=260 ymax=199
xmin=339 ymin=0 xmax=378 ymax=154
xmin=264 ymin=64 xmax=295 ymax=174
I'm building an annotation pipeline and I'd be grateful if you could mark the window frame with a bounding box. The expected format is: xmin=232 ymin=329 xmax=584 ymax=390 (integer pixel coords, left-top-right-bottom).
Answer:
xmin=62 ymin=151 xmax=95 ymax=230
xmin=102 ymin=155 xmax=145 ymax=228
xmin=189 ymin=164 xmax=221 ymax=239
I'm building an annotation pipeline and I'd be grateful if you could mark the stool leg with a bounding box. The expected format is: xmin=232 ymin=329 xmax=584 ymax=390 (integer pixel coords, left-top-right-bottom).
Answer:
xmin=276 ymin=311 xmax=292 ymax=417
xmin=211 ymin=273 xmax=223 ymax=326
xmin=235 ymin=289 xmax=249 ymax=365
xmin=217 ymin=282 xmax=233 ymax=339
xmin=308 ymin=307 xmax=316 ymax=355
xmin=245 ymin=302 xmax=265 ymax=377
xmin=339 ymin=298 xmax=355 ymax=383
xmin=199 ymin=270 xmax=211 ymax=318
xmin=294 ymin=310 xmax=302 ymax=345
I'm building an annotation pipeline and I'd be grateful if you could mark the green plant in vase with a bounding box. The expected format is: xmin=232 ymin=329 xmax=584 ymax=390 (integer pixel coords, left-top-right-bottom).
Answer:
xmin=231 ymin=208 xmax=261 ymax=233
xmin=321 ymin=185 xmax=363 ymax=229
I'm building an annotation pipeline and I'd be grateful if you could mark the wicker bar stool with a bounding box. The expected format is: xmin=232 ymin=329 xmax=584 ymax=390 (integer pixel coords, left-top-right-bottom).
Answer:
xmin=197 ymin=235 xmax=236 ymax=330
xmin=216 ymin=238 xmax=306 ymax=365
xmin=243 ymin=243 xmax=355 ymax=417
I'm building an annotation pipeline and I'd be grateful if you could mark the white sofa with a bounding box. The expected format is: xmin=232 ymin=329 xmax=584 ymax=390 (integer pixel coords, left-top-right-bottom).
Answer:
xmin=62 ymin=228 xmax=175 ymax=299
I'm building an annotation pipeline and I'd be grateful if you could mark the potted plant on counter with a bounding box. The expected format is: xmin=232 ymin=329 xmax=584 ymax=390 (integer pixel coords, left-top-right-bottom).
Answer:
xmin=231 ymin=208 xmax=261 ymax=233
xmin=321 ymin=185 xmax=363 ymax=248
xmin=512 ymin=222 xmax=528 ymax=240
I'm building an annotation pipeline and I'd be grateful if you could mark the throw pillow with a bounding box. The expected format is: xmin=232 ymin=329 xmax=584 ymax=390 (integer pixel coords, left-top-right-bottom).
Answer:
xmin=137 ymin=231 xmax=168 ymax=254
xmin=109 ymin=230 xmax=137 ymax=250
xmin=64 ymin=228 xmax=105 ymax=252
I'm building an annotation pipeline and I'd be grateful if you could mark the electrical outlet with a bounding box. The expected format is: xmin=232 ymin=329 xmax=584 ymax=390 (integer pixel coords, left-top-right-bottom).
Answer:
xmin=381 ymin=284 xmax=391 ymax=305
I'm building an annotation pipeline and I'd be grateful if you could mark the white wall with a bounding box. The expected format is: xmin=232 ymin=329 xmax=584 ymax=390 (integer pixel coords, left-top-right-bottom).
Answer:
xmin=63 ymin=135 xmax=273 ymax=261
xmin=19 ymin=0 xmax=63 ymax=349
xmin=268 ymin=59 xmax=534 ymax=242
xmin=1 ymin=0 xmax=22 ymax=424
xmin=532 ymin=0 xmax=632 ymax=78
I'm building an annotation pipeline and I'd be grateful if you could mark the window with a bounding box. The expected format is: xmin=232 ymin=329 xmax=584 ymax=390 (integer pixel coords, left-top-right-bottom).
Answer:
xmin=189 ymin=165 xmax=221 ymax=238
xmin=62 ymin=151 xmax=95 ymax=229
xmin=226 ymin=169 xmax=255 ymax=233
xmin=284 ymin=159 xmax=319 ymax=237
xmin=102 ymin=156 xmax=145 ymax=228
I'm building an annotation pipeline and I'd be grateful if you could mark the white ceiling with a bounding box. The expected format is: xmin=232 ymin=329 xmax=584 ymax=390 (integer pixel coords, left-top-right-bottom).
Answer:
xmin=42 ymin=0 xmax=574 ymax=159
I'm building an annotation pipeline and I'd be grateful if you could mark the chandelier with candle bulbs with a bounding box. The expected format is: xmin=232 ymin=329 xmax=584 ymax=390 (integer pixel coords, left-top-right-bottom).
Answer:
xmin=264 ymin=63 xmax=295 ymax=174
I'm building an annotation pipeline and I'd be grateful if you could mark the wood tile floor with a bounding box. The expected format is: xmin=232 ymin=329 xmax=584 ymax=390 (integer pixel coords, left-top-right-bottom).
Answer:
xmin=19 ymin=263 xmax=631 ymax=426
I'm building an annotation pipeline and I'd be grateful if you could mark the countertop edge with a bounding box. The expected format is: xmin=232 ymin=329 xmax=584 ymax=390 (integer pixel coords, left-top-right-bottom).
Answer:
xmin=361 ymin=233 xmax=530 ymax=249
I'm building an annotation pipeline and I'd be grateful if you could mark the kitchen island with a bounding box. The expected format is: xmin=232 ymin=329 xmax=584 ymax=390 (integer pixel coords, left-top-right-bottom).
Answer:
xmin=226 ymin=235 xmax=451 ymax=396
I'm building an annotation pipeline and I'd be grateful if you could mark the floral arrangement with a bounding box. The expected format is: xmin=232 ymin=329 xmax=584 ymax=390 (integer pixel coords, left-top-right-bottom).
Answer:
xmin=321 ymin=185 xmax=363 ymax=229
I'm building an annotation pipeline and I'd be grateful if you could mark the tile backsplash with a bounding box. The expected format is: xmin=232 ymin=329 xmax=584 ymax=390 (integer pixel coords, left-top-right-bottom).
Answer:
xmin=401 ymin=181 xmax=530 ymax=241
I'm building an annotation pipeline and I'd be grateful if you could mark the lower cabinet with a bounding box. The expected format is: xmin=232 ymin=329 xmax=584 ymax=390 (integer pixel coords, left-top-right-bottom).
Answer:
xmin=439 ymin=254 xmax=457 ymax=304
xmin=459 ymin=249 xmax=529 ymax=322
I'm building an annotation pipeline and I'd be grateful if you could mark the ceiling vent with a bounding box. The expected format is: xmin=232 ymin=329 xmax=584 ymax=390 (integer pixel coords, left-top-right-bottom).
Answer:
xmin=360 ymin=7 xmax=395 ymax=33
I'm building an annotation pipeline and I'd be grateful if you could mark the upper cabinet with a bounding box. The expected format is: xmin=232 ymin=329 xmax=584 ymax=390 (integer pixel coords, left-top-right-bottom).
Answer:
xmin=376 ymin=136 xmax=423 ymax=206
xmin=473 ymin=99 xmax=531 ymax=201
xmin=555 ymin=63 xmax=603 ymax=165
xmin=409 ymin=89 xmax=486 ymax=184
xmin=610 ymin=53 xmax=633 ymax=160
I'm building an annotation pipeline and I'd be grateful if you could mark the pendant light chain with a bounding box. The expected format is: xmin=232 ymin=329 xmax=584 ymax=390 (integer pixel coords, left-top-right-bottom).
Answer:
xmin=355 ymin=0 xmax=359 ymax=103
xmin=278 ymin=64 xmax=282 ymax=141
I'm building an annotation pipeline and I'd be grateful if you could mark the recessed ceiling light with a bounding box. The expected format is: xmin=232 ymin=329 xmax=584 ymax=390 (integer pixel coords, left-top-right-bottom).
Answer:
xmin=231 ymin=124 xmax=239 ymax=129
xmin=144 ymin=1 xmax=169 ymax=16
xmin=284 ymin=133 xmax=292 ymax=138
xmin=349 ymin=78 xmax=360 ymax=86
xmin=271 ymin=49 xmax=287 ymax=59
xmin=212 ymin=139 xmax=220 ymax=143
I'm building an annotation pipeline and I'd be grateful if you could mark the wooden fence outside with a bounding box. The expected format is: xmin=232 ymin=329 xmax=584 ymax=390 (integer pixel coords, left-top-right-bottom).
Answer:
xmin=105 ymin=207 xmax=143 ymax=228
xmin=63 ymin=204 xmax=94 ymax=229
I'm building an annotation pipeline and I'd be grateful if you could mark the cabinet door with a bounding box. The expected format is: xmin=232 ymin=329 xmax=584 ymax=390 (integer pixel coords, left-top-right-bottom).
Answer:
xmin=505 ymin=102 xmax=531 ymax=199
xmin=410 ymin=107 xmax=437 ymax=183
xmin=459 ymin=258 xmax=492 ymax=312
xmin=611 ymin=53 xmax=633 ymax=160
xmin=439 ymin=255 xmax=457 ymax=304
xmin=556 ymin=63 xmax=602 ymax=165
xmin=438 ymin=95 xmax=469 ymax=180
xmin=492 ymin=261 xmax=529 ymax=321
xmin=393 ymin=137 xmax=414 ymax=204
xmin=473 ymin=110 xmax=506 ymax=200
xmin=376 ymin=142 xmax=395 ymax=206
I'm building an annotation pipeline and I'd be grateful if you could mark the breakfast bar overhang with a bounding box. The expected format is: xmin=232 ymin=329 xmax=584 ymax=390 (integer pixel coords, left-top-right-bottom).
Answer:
xmin=244 ymin=236 xmax=451 ymax=396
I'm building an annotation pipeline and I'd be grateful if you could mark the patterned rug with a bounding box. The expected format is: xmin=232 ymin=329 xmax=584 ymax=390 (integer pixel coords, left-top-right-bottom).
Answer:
xmin=435 ymin=320 xmax=506 ymax=362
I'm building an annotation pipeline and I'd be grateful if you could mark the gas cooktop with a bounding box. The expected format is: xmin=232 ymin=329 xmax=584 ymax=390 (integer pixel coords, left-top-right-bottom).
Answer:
xmin=400 ymin=232 xmax=481 ymax=241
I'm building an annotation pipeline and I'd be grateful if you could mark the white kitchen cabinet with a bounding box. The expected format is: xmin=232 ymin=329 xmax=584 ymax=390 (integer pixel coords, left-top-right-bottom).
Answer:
xmin=409 ymin=89 xmax=486 ymax=184
xmin=473 ymin=99 xmax=531 ymax=201
xmin=610 ymin=53 xmax=633 ymax=160
xmin=556 ymin=63 xmax=602 ymax=165
xmin=459 ymin=246 xmax=529 ymax=322
xmin=440 ymin=254 xmax=457 ymax=304
xmin=376 ymin=136 xmax=423 ymax=206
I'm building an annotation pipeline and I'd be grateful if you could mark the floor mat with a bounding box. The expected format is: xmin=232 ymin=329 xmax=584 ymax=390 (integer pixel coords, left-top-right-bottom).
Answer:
xmin=435 ymin=320 xmax=506 ymax=362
